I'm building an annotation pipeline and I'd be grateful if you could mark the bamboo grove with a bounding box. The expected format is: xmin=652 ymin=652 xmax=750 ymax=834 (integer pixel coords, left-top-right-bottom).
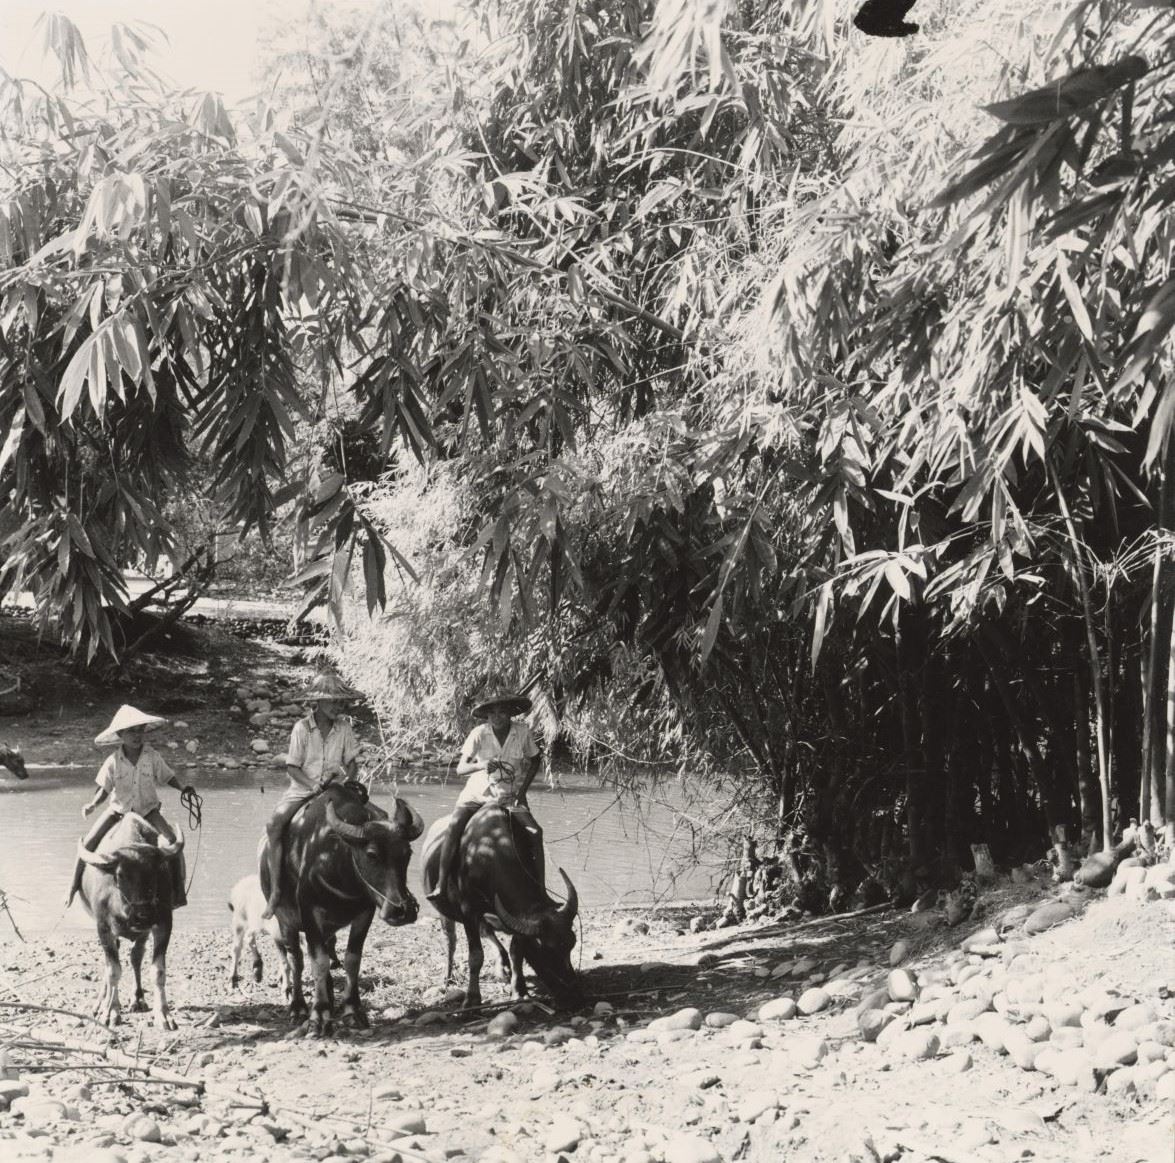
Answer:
xmin=0 ymin=0 xmax=1171 ymax=903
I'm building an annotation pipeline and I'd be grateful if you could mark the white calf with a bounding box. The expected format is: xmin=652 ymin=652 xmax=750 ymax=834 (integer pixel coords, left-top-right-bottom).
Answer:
xmin=228 ymin=874 xmax=290 ymax=997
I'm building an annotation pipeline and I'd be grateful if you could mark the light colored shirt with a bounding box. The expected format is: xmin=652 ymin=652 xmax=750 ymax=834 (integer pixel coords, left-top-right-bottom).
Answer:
xmin=96 ymin=744 xmax=175 ymax=815
xmin=286 ymin=713 xmax=359 ymax=792
xmin=457 ymin=722 xmax=539 ymax=806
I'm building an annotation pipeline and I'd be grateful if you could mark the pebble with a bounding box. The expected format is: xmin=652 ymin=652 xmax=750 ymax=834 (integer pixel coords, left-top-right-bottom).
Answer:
xmin=795 ymin=1036 xmax=830 ymax=1067
xmin=1092 ymin=1029 xmax=1139 ymax=1070
xmin=662 ymin=1133 xmax=722 ymax=1163
xmin=384 ymin=1111 xmax=426 ymax=1135
xmin=889 ymin=941 xmax=909 ymax=966
xmin=487 ymin=1012 xmax=518 ymax=1039
xmin=704 ymin=1012 xmax=741 ymax=1029
xmin=947 ymin=997 xmax=991 ymax=1025
xmin=857 ymin=1010 xmax=895 ymax=1042
xmin=1002 ymin=1027 xmax=1040 ymax=1070
xmin=725 ymin=1020 xmax=763 ymax=1041
xmin=972 ymin=1013 xmax=1010 ymax=1052
xmin=1025 ymin=1014 xmax=1051 ymax=1042
xmin=942 ymin=1049 xmax=972 ymax=1073
xmin=1115 ymin=1003 xmax=1157 ymax=1031
xmin=960 ymin=927 xmax=1000 ymax=952
xmin=797 ymin=987 xmax=831 ymax=1015
xmin=125 ymin=1115 xmax=162 ymax=1142
xmin=886 ymin=969 xmax=917 ymax=1002
xmin=651 ymin=1008 xmax=703 ymax=1033
xmin=1024 ymin=901 xmax=1075 ymax=934
xmin=545 ymin=1115 xmax=584 ymax=1153
xmin=736 ymin=1090 xmax=779 ymax=1122
xmin=757 ymin=996 xmax=793 ymax=1023
xmin=893 ymin=1030 xmax=939 ymax=1060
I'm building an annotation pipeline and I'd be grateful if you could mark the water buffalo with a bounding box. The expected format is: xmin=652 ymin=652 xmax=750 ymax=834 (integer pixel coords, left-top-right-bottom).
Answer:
xmin=0 ymin=744 xmax=28 ymax=780
xmin=423 ymin=802 xmax=582 ymax=1009
xmin=260 ymin=783 xmax=423 ymax=1035
xmin=76 ymin=813 xmax=184 ymax=1029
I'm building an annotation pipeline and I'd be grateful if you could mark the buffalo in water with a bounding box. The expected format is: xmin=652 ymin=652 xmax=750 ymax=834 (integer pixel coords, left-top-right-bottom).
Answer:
xmin=260 ymin=783 xmax=423 ymax=1035
xmin=423 ymin=801 xmax=582 ymax=1009
xmin=76 ymin=813 xmax=185 ymax=1029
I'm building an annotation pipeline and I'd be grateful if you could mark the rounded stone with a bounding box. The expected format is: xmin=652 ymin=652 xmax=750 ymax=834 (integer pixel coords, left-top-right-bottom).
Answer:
xmin=887 ymin=969 xmax=918 ymax=1002
xmin=798 ymin=987 xmax=831 ymax=1015
xmin=545 ymin=1115 xmax=584 ymax=1154
xmin=758 ymin=997 xmax=797 ymax=1021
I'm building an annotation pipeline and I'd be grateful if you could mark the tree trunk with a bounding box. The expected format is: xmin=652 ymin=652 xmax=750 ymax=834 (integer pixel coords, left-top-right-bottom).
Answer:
xmin=896 ymin=624 xmax=926 ymax=871
xmin=1165 ymin=607 xmax=1175 ymax=847
xmin=1050 ymin=466 xmax=1113 ymax=850
xmin=1073 ymin=662 xmax=1100 ymax=853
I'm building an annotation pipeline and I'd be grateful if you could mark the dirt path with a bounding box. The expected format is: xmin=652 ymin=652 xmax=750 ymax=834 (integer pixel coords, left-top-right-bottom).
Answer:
xmin=0 ymin=876 xmax=1171 ymax=1163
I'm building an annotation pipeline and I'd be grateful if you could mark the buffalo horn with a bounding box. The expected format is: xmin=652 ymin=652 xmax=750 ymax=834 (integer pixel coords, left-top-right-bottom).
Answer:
xmin=398 ymin=800 xmax=424 ymax=841
xmin=493 ymin=894 xmax=543 ymax=937
xmin=76 ymin=842 xmax=119 ymax=870
xmin=325 ymin=798 xmax=370 ymax=842
xmin=157 ymin=832 xmax=185 ymax=857
xmin=554 ymin=868 xmax=578 ymax=922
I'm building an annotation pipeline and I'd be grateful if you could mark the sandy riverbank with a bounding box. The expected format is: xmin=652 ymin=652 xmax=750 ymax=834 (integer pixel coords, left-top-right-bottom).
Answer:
xmin=0 ymin=871 xmax=1172 ymax=1163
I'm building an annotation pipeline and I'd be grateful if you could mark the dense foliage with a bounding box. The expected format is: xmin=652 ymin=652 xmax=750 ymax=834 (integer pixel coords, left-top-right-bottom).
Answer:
xmin=1 ymin=0 xmax=1171 ymax=901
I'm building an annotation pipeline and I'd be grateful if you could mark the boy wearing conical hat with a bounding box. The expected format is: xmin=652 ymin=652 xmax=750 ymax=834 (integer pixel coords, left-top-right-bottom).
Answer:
xmin=67 ymin=705 xmax=194 ymax=908
xmin=261 ymin=673 xmax=362 ymax=918
xmin=426 ymin=692 xmax=540 ymax=903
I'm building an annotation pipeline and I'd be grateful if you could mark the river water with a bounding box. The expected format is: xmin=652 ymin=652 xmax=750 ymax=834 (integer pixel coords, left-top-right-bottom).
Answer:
xmin=0 ymin=768 xmax=724 ymax=935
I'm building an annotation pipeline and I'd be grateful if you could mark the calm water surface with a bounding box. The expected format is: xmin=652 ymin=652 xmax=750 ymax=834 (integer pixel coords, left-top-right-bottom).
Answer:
xmin=0 ymin=768 xmax=723 ymax=935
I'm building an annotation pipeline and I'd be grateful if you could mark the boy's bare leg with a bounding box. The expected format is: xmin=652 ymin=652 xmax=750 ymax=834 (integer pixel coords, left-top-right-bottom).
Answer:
xmin=67 ymin=808 xmax=121 ymax=907
xmin=262 ymin=798 xmax=306 ymax=918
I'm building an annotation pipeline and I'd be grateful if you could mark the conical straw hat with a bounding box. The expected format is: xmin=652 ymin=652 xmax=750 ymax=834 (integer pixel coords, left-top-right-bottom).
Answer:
xmin=471 ymin=692 xmax=532 ymax=720
xmin=300 ymin=673 xmax=363 ymax=702
xmin=95 ymin=705 xmax=168 ymax=747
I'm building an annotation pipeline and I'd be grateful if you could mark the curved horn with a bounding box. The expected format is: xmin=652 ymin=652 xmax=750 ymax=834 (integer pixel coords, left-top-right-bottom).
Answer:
xmin=77 ymin=842 xmax=119 ymax=870
xmin=493 ymin=894 xmax=542 ymax=937
xmin=158 ymin=831 xmax=185 ymax=857
xmin=325 ymin=798 xmax=369 ymax=842
xmin=396 ymin=800 xmax=424 ymax=841
xmin=554 ymin=868 xmax=578 ymax=922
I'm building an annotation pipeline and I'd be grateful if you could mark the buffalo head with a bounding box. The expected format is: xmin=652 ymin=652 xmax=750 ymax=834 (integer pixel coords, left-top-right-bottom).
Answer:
xmin=79 ymin=831 xmax=184 ymax=929
xmin=325 ymin=798 xmax=422 ymax=925
xmin=494 ymin=868 xmax=582 ymax=1005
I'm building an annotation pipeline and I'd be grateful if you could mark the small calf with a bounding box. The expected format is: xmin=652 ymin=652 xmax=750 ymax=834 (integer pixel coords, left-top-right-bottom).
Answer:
xmin=228 ymin=875 xmax=289 ymax=996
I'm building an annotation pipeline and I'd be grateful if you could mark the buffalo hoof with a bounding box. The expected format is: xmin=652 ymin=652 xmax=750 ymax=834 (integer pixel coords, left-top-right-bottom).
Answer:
xmin=252 ymin=960 xmax=264 ymax=983
xmin=155 ymin=1011 xmax=178 ymax=1032
xmin=289 ymin=1006 xmax=309 ymax=1027
xmin=230 ymin=974 xmax=241 ymax=990
xmin=341 ymin=1007 xmax=369 ymax=1030
xmin=462 ymin=995 xmax=482 ymax=1011
xmin=305 ymin=1016 xmax=333 ymax=1038
xmin=132 ymin=993 xmax=149 ymax=1013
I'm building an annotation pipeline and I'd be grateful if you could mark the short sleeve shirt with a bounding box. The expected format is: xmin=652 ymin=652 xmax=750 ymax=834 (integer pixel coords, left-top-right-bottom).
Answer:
xmin=457 ymin=722 xmax=539 ymax=806
xmin=96 ymin=744 xmax=174 ymax=815
xmin=286 ymin=713 xmax=359 ymax=792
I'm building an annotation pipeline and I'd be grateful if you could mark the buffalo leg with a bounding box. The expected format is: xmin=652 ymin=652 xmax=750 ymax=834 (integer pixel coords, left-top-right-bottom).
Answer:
xmin=304 ymin=912 xmax=335 ymax=1037
xmin=95 ymin=922 xmax=123 ymax=1026
xmin=250 ymin=933 xmax=264 ymax=984
xmin=509 ymin=935 xmax=530 ymax=1000
xmin=229 ymin=918 xmax=245 ymax=989
xmin=339 ymin=909 xmax=373 ymax=1028
xmin=485 ymin=926 xmax=511 ymax=983
xmin=280 ymin=929 xmax=308 ymax=1024
xmin=443 ymin=918 xmax=457 ymax=986
xmin=129 ymin=937 xmax=149 ymax=1012
xmin=151 ymin=921 xmax=177 ymax=1031
xmin=462 ymin=919 xmax=484 ymax=1008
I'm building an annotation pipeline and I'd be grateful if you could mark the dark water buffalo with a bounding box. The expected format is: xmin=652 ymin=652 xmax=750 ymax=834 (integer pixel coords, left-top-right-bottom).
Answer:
xmin=260 ymin=783 xmax=423 ymax=1035
xmin=76 ymin=813 xmax=184 ymax=1029
xmin=423 ymin=802 xmax=582 ymax=1009
xmin=0 ymin=744 xmax=28 ymax=780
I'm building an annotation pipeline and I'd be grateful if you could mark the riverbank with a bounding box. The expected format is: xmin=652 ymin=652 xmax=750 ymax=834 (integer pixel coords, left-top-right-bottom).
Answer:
xmin=0 ymin=870 xmax=1171 ymax=1163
